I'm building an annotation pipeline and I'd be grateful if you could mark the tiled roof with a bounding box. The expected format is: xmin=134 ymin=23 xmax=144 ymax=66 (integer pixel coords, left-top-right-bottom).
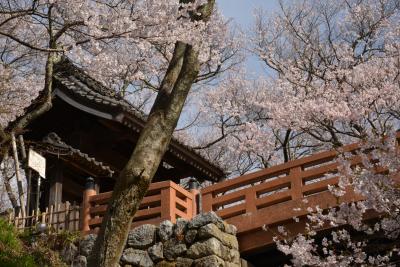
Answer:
xmin=53 ymin=58 xmax=224 ymax=181
xmin=54 ymin=59 xmax=147 ymax=120
xmin=36 ymin=132 xmax=114 ymax=177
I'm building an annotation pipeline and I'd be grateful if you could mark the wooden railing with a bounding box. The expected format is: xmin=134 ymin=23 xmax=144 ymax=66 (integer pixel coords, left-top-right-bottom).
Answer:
xmin=8 ymin=134 xmax=398 ymax=254
xmin=201 ymin=141 xmax=373 ymax=237
xmin=8 ymin=201 xmax=80 ymax=233
xmin=7 ymin=139 xmax=381 ymax=235
xmin=82 ymin=180 xmax=197 ymax=233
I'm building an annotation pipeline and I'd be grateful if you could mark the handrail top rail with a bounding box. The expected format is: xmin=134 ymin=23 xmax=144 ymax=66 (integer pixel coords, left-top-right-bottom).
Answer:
xmin=89 ymin=180 xmax=176 ymax=202
xmin=201 ymin=142 xmax=365 ymax=195
xmin=89 ymin=180 xmax=188 ymax=203
xmin=202 ymin=132 xmax=400 ymax=195
xmin=209 ymin=175 xmax=293 ymax=205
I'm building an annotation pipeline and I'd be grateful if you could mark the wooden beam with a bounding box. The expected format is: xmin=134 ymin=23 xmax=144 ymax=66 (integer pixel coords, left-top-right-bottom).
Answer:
xmin=154 ymin=166 xmax=191 ymax=183
xmin=48 ymin=161 xmax=63 ymax=206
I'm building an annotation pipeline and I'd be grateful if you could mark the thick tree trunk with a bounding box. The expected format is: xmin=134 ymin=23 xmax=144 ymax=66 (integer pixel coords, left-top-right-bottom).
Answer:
xmin=89 ymin=2 xmax=215 ymax=266
xmin=89 ymin=43 xmax=200 ymax=267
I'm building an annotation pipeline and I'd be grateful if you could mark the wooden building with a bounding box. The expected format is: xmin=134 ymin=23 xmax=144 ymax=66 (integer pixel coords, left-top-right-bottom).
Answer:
xmin=23 ymin=59 xmax=224 ymax=211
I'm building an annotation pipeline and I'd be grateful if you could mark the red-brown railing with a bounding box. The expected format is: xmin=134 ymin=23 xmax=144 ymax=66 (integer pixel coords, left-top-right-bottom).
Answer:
xmin=77 ymin=134 xmax=398 ymax=252
xmin=201 ymin=141 xmax=371 ymax=237
xmin=81 ymin=181 xmax=196 ymax=233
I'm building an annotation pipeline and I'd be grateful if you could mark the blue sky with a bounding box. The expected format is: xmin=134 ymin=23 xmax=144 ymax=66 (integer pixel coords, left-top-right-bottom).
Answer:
xmin=217 ymin=0 xmax=279 ymax=27
xmin=217 ymin=0 xmax=280 ymax=76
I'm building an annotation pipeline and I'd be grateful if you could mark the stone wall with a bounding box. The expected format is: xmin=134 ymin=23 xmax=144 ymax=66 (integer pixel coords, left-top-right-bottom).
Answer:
xmin=70 ymin=212 xmax=242 ymax=267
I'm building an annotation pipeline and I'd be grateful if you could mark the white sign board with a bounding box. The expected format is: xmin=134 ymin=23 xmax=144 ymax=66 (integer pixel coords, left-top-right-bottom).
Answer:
xmin=28 ymin=149 xmax=46 ymax=178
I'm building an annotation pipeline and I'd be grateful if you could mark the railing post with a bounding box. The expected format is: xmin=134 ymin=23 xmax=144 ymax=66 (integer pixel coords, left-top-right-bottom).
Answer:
xmin=201 ymin=192 xmax=213 ymax=213
xmin=161 ymin=183 xmax=175 ymax=222
xmin=245 ymin=190 xmax=257 ymax=214
xmin=290 ymin=167 xmax=303 ymax=200
xmin=190 ymin=189 xmax=199 ymax=218
xmin=81 ymin=177 xmax=96 ymax=234
xmin=188 ymin=178 xmax=200 ymax=217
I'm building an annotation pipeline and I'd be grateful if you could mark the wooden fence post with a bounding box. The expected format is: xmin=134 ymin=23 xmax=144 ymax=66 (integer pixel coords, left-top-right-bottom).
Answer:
xmin=81 ymin=177 xmax=96 ymax=234
xmin=8 ymin=212 xmax=13 ymax=224
xmin=41 ymin=209 xmax=46 ymax=224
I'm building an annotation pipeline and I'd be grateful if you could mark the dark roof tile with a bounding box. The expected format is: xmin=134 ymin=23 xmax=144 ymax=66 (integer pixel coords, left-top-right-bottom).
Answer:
xmin=53 ymin=58 xmax=224 ymax=181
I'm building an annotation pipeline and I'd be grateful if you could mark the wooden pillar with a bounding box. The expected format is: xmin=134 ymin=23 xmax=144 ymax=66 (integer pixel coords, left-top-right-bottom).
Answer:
xmin=190 ymin=189 xmax=199 ymax=218
xmin=81 ymin=177 xmax=96 ymax=233
xmin=48 ymin=161 xmax=63 ymax=207
xmin=27 ymin=172 xmax=38 ymax=217
xmin=188 ymin=178 xmax=200 ymax=216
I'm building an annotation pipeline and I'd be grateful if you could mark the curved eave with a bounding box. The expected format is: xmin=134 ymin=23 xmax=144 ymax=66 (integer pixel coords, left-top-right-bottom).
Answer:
xmin=53 ymin=83 xmax=224 ymax=182
xmin=54 ymin=88 xmax=115 ymax=120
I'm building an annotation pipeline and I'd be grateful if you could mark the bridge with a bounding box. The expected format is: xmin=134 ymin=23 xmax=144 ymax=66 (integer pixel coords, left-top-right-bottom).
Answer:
xmin=81 ymin=138 xmax=376 ymax=257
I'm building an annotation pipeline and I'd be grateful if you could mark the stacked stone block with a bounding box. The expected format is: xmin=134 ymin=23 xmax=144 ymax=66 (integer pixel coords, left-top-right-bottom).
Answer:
xmin=72 ymin=212 xmax=240 ymax=267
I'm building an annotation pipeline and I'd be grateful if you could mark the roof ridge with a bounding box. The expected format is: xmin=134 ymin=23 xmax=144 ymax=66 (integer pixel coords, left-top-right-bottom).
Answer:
xmin=54 ymin=57 xmax=147 ymax=118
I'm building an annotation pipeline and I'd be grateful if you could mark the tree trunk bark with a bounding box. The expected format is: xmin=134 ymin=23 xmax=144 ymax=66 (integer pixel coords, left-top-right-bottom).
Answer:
xmin=89 ymin=2 xmax=215 ymax=266
xmin=10 ymin=133 xmax=25 ymax=217
xmin=1 ymin=154 xmax=19 ymax=210
xmin=2 ymin=174 xmax=18 ymax=210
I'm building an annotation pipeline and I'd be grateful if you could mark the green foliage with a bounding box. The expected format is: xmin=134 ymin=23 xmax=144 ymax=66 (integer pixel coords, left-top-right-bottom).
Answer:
xmin=57 ymin=230 xmax=80 ymax=245
xmin=0 ymin=218 xmax=20 ymax=249
xmin=0 ymin=219 xmax=71 ymax=267
xmin=0 ymin=218 xmax=37 ymax=267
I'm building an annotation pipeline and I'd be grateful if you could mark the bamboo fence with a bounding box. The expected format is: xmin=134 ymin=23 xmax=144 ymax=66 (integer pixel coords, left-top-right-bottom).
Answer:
xmin=8 ymin=201 xmax=80 ymax=233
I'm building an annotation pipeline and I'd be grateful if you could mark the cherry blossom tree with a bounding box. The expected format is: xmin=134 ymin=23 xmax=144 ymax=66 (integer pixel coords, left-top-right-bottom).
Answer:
xmin=188 ymin=74 xmax=318 ymax=176
xmin=191 ymin=0 xmax=400 ymax=265
xmin=0 ymin=0 xmax=233 ymax=128
xmin=194 ymin=0 xmax=400 ymax=171
xmin=0 ymin=0 xmax=237 ymax=265
xmin=2 ymin=0 xmax=398 ymax=265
